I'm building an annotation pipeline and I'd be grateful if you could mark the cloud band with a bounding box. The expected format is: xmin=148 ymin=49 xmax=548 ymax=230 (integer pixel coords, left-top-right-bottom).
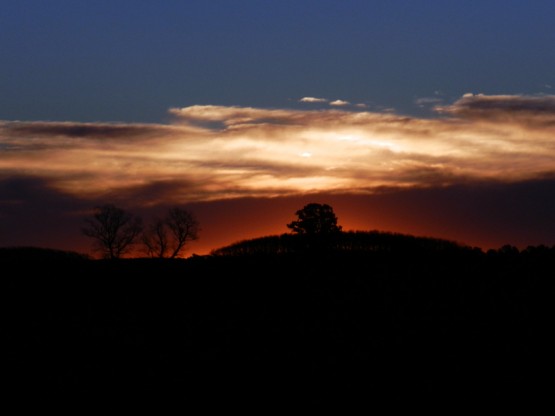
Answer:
xmin=1 ymin=94 xmax=554 ymax=208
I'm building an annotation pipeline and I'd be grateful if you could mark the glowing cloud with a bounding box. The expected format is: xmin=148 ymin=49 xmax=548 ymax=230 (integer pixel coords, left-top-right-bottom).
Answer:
xmin=329 ymin=99 xmax=350 ymax=106
xmin=1 ymin=94 xmax=554 ymax=208
xmin=299 ymin=97 xmax=328 ymax=103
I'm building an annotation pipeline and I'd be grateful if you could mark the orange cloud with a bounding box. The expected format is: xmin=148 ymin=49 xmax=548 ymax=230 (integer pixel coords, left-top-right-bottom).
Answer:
xmin=1 ymin=95 xmax=554 ymax=209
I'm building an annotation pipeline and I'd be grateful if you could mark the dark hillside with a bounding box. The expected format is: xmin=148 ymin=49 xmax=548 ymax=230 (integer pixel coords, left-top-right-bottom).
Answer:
xmin=0 ymin=246 xmax=89 ymax=262
xmin=211 ymin=230 xmax=467 ymax=256
xmin=4 ymin=240 xmax=554 ymax=405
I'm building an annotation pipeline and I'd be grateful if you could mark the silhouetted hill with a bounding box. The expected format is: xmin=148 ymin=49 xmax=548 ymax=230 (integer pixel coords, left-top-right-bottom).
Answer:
xmin=211 ymin=230 xmax=472 ymax=256
xmin=0 ymin=246 xmax=90 ymax=262
xmin=4 ymin=239 xmax=554 ymax=406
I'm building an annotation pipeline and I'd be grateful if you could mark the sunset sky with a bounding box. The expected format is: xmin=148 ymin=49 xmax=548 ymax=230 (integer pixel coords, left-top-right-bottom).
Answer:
xmin=1 ymin=1 xmax=554 ymax=256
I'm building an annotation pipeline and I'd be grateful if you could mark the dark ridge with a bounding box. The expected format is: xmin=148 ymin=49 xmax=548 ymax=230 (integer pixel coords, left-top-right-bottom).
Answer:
xmin=211 ymin=230 xmax=471 ymax=256
xmin=0 ymin=246 xmax=90 ymax=262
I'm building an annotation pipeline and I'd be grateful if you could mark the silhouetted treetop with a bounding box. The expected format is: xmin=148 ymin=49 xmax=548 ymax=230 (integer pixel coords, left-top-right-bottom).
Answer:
xmin=142 ymin=207 xmax=200 ymax=258
xmin=82 ymin=204 xmax=143 ymax=259
xmin=287 ymin=203 xmax=342 ymax=235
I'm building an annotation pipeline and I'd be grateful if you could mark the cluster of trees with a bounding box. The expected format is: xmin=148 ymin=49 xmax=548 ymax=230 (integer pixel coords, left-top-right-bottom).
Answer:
xmin=82 ymin=204 xmax=199 ymax=259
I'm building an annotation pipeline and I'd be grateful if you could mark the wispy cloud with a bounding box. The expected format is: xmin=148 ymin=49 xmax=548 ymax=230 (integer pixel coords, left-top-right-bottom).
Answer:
xmin=437 ymin=93 xmax=555 ymax=117
xmin=329 ymin=99 xmax=350 ymax=106
xmin=300 ymin=97 xmax=361 ymax=108
xmin=1 ymin=94 xmax=554 ymax=208
xmin=299 ymin=96 xmax=328 ymax=103
xmin=415 ymin=97 xmax=444 ymax=108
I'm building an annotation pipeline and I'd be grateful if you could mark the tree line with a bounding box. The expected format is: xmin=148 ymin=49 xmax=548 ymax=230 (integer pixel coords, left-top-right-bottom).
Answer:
xmin=81 ymin=202 xmax=340 ymax=259
xmin=83 ymin=202 xmax=553 ymax=260
xmin=82 ymin=204 xmax=200 ymax=259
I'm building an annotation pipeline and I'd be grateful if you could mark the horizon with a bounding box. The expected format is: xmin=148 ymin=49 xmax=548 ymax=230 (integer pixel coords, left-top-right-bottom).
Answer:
xmin=1 ymin=2 xmax=554 ymax=256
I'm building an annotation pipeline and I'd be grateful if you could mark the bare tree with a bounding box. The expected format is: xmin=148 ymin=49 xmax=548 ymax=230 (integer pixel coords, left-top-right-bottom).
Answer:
xmin=142 ymin=218 xmax=169 ymax=258
xmin=82 ymin=204 xmax=143 ymax=259
xmin=166 ymin=207 xmax=200 ymax=258
xmin=142 ymin=207 xmax=200 ymax=258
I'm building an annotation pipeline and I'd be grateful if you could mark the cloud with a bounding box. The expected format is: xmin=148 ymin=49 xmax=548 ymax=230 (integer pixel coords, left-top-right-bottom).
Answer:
xmin=440 ymin=94 xmax=555 ymax=114
xmin=329 ymin=99 xmax=350 ymax=106
xmin=299 ymin=97 xmax=328 ymax=103
xmin=1 ymin=94 xmax=554 ymax=211
xmin=169 ymin=105 xmax=301 ymax=128
xmin=3 ymin=121 xmax=169 ymax=139
xmin=435 ymin=94 xmax=555 ymax=127
xmin=415 ymin=97 xmax=444 ymax=108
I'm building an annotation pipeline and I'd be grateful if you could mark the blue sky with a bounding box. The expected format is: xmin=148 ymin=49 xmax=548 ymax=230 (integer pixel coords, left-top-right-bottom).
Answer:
xmin=2 ymin=0 xmax=554 ymax=122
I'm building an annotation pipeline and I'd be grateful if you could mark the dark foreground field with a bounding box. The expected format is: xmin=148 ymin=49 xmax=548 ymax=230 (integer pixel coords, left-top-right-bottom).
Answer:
xmin=3 ymin=241 xmax=554 ymax=405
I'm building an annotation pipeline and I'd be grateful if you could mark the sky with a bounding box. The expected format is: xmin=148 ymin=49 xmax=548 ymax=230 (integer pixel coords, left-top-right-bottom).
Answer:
xmin=1 ymin=1 xmax=554 ymax=256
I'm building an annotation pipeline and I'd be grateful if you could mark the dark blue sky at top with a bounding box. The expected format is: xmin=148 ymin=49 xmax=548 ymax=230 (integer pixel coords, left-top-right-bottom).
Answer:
xmin=1 ymin=0 xmax=554 ymax=123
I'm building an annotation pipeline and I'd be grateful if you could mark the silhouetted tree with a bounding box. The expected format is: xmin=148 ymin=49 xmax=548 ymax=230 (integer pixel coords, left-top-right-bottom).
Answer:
xmin=142 ymin=207 xmax=200 ymax=258
xmin=142 ymin=218 xmax=168 ymax=258
xmin=82 ymin=204 xmax=143 ymax=259
xmin=287 ymin=203 xmax=342 ymax=235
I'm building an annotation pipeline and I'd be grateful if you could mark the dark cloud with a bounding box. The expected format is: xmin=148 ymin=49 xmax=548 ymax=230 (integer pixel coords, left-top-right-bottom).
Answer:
xmin=0 ymin=176 xmax=91 ymax=251
xmin=436 ymin=94 xmax=555 ymax=126
xmin=0 ymin=121 xmax=176 ymax=139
